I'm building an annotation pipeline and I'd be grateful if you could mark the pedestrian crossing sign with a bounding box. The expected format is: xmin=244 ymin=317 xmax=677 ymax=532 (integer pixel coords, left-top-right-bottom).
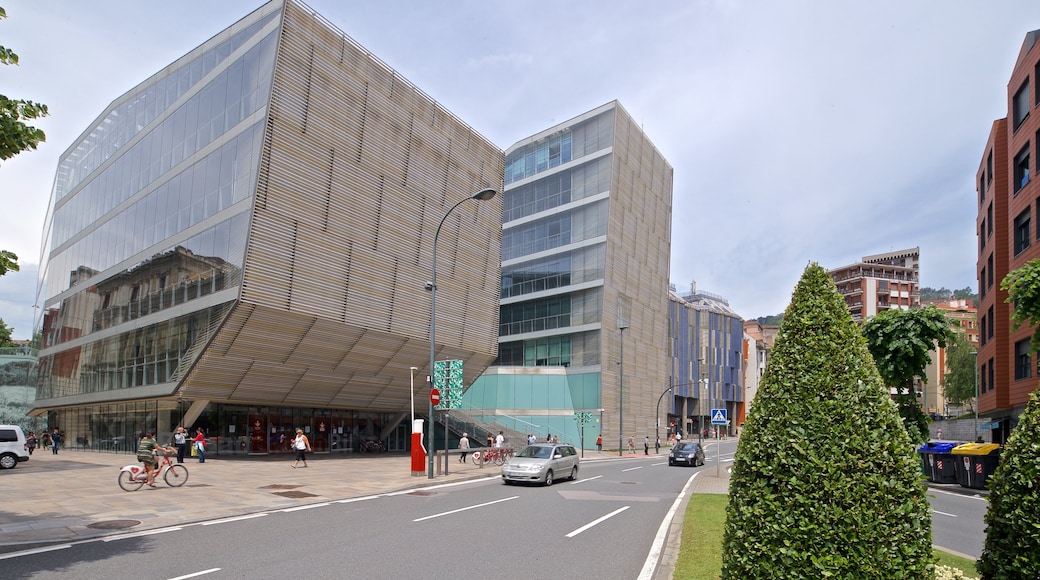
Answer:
xmin=711 ymin=409 xmax=728 ymax=425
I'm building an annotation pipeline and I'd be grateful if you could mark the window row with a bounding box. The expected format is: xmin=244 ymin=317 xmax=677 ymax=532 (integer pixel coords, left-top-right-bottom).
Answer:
xmin=52 ymin=32 xmax=277 ymax=247
xmin=45 ymin=124 xmax=263 ymax=301
xmin=36 ymin=303 xmax=232 ymax=400
xmin=500 ymin=296 xmax=572 ymax=336
xmin=496 ymin=336 xmax=572 ymax=367
xmin=504 ymin=132 xmax=573 ymax=185
xmin=56 ymin=11 xmax=279 ymax=202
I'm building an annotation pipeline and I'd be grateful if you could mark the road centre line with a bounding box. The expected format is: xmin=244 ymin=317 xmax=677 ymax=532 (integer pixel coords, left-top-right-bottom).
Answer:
xmin=336 ymin=495 xmax=382 ymax=503
xmin=565 ymin=506 xmax=630 ymax=538
xmin=413 ymin=496 xmax=518 ymax=522
xmin=202 ymin=514 xmax=267 ymax=526
xmin=622 ymin=466 xmax=644 ymax=472
xmin=568 ymin=474 xmax=602 ymax=485
xmin=168 ymin=569 xmax=221 ymax=580
xmin=932 ymin=509 xmax=958 ymax=518
xmin=0 ymin=544 xmax=71 ymax=560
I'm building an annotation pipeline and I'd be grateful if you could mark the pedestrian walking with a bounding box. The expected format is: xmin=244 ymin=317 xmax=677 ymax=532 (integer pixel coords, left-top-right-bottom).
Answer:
xmin=193 ymin=427 xmax=206 ymax=463
xmin=173 ymin=426 xmax=187 ymax=463
xmin=51 ymin=428 xmax=61 ymax=454
xmin=291 ymin=428 xmax=311 ymax=468
xmin=627 ymin=434 xmax=635 ymax=454
xmin=24 ymin=431 xmax=36 ymax=455
xmin=644 ymin=436 xmax=649 ymax=455
xmin=655 ymin=436 xmax=661 ymax=454
xmin=486 ymin=433 xmax=494 ymax=448
xmin=459 ymin=432 xmax=470 ymax=463
xmin=596 ymin=434 xmax=602 ymax=452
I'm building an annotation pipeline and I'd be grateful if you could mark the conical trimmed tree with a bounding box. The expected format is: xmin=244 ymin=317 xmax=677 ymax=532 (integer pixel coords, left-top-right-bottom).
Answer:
xmin=722 ymin=263 xmax=932 ymax=578
xmin=977 ymin=389 xmax=1040 ymax=579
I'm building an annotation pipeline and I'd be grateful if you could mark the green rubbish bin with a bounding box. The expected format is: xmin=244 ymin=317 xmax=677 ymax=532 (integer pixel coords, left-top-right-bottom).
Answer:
xmin=917 ymin=441 xmax=959 ymax=484
xmin=951 ymin=443 xmax=1001 ymax=490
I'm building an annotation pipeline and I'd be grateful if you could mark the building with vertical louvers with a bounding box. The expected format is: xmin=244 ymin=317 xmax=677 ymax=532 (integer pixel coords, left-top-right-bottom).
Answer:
xmin=32 ymin=0 xmax=503 ymax=455
xmin=462 ymin=101 xmax=674 ymax=450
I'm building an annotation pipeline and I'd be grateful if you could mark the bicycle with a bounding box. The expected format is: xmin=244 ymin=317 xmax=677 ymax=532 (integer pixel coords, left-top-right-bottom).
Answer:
xmin=472 ymin=447 xmax=513 ymax=465
xmin=358 ymin=440 xmax=385 ymax=453
xmin=118 ymin=447 xmax=189 ymax=491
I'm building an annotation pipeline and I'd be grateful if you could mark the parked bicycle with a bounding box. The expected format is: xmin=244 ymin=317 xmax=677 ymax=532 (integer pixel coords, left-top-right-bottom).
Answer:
xmin=472 ymin=447 xmax=513 ymax=465
xmin=358 ymin=440 xmax=385 ymax=453
xmin=118 ymin=447 xmax=189 ymax=491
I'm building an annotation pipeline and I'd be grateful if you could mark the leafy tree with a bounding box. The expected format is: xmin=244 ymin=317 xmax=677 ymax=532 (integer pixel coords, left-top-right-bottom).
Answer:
xmin=1 ymin=6 xmax=47 ymax=278
xmin=1001 ymin=257 xmax=1040 ymax=350
xmin=754 ymin=313 xmax=784 ymax=326
xmin=862 ymin=306 xmax=952 ymax=443
xmin=0 ymin=249 xmax=17 ymax=276
xmin=722 ymin=263 xmax=932 ymax=578
xmin=0 ymin=317 xmax=12 ymax=347
xmin=0 ymin=6 xmax=49 ymax=163
xmin=941 ymin=331 xmax=977 ymax=412
xmin=977 ymin=390 xmax=1040 ymax=578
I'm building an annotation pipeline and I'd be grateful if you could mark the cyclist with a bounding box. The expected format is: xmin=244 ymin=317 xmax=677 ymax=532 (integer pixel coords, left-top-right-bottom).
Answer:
xmin=136 ymin=429 xmax=160 ymax=487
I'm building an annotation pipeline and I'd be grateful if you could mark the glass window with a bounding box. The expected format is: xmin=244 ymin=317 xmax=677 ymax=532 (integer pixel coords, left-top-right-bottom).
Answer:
xmin=1015 ymin=209 xmax=1031 ymax=255
xmin=1014 ymin=80 xmax=1030 ymax=131
xmin=1015 ymin=338 xmax=1032 ymax=379
xmin=1015 ymin=144 xmax=1031 ymax=192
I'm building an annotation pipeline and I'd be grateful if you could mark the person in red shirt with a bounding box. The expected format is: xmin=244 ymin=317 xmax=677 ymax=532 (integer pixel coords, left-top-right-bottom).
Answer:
xmin=193 ymin=428 xmax=206 ymax=463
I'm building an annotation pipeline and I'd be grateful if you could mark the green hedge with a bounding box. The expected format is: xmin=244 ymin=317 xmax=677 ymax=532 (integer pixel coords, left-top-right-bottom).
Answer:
xmin=977 ymin=389 xmax=1040 ymax=579
xmin=722 ymin=263 xmax=932 ymax=578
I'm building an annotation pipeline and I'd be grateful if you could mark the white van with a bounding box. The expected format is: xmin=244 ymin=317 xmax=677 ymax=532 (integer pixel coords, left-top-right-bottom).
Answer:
xmin=0 ymin=425 xmax=30 ymax=469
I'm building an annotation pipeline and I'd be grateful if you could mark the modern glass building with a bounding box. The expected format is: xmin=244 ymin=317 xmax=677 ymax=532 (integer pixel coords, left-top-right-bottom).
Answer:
xmin=667 ymin=283 xmax=745 ymax=440
xmin=463 ymin=102 xmax=674 ymax=450
xmin=32 ymin=0 xmax=503 ymax=455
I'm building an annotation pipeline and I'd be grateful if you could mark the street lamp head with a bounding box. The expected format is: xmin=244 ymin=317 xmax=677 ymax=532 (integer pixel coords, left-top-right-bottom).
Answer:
xmin=410 ymin=366 xmax=418 ymax=371
xmin=471 ymin=188 xmax=497 ymax=201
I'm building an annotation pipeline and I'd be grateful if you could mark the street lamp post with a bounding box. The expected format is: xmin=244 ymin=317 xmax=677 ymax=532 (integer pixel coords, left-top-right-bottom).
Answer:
xmin=426 ymin=188 xmax=497 ymax=479
xmin=618 ymin=323 xmax=628 ymax=457
xmin=655 ymin=385 xmax=673 ymax=449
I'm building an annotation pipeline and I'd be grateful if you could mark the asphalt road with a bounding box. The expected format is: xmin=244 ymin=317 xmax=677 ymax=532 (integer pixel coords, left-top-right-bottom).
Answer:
xmin=1 ymin=455 xmax=708 ymax=579
xmin=929 ymin=487 xmax=989 ymax=559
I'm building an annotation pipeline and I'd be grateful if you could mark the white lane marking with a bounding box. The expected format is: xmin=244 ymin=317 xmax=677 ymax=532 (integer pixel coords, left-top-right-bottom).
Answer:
xmin=637 ymin=469 xmax=702 ymax=580
xmin=168 ymin=569 xmax=221 ymax=580
xmin=384 ymin=476 xmax=500 ymax=496
xmin=652 ymin=462 xmax=668 ymax=466
xmin=103 ymin=527 xmax=182 ymax=541
xmin=413 ymin=496 xmax=518 ymax=522
xmin=0 ymin=544 xmax=71 ymax=560
xmin=336 ymin=495 xmax=382 ymax=503
xmin=622 ymin=466 xmax=644 ymax=472
xmin=929 ymin=488 xmax=989 ymax=502
xmin=565 ymin=506 xmax=630 ymax=538
xmin=568 ymin=474 xmax=602 ymax=485
xmin=280 ymin=502 xmax=331 ymax=512
xmin=202 ymin=514 xmax=267 ymax=526
xmin=932 ymin=509 xmax=958 ymax=517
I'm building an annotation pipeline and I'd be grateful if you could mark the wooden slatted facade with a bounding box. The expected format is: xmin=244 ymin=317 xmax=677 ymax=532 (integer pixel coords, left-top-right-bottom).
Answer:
xmin=179 ymin=0 xmax=503 ymax=411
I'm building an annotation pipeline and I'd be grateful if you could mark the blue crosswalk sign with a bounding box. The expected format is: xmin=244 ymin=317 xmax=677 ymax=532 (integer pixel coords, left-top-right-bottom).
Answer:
xmin=711 ymin=408 xmax=728 ymax=425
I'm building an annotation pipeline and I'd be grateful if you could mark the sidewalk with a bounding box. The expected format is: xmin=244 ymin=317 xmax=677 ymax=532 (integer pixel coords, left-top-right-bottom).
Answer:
xmin=0 ymin=449 xmax=498 ymax=550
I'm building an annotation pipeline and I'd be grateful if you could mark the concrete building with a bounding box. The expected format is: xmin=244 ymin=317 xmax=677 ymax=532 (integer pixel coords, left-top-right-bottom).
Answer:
xmin=32 ymin=0 xmax=503 ymax=454
xmin=666 ymin=283 xmax=744 ymax=440
xmin=921 ymin=298 xmax=978 ymax=417
xmin=974 ymin=29 xmax=1040 ymax=443
xmin=829 ymin=247 xmax=920 ymax=323
xmin=463 ymin=101 xmax=674 ymax=451
xmin=743 ymin=320 xmax=777 ymax=424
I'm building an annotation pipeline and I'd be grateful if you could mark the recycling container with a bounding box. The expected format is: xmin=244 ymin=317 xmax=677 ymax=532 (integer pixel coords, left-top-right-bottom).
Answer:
xmin=917 ymin=441 xmax=959 ymax=484
xmin=951 ymin=443 xmax=1002 ymax=490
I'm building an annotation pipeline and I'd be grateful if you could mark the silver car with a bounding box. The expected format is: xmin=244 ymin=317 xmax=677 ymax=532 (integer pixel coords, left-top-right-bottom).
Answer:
xmin=502 ymin=443 xmax=579 ymax=486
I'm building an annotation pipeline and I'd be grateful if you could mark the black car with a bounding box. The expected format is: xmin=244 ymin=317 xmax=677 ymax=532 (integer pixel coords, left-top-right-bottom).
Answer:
xmin=668 ymin=441 xmax=705 ymax=466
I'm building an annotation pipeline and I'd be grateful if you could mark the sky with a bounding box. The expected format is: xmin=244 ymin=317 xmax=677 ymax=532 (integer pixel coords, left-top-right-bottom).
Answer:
xmin=1 ymin=0 xmax=1037 ymax=341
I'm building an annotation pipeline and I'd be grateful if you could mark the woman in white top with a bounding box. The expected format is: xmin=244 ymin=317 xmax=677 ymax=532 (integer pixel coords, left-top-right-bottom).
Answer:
xmin=291 ymin=428 xmax=312 ymax=468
